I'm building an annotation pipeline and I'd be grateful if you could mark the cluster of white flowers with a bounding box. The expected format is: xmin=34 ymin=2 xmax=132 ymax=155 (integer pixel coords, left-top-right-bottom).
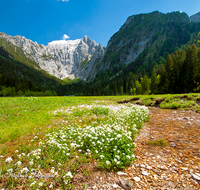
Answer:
xmin=43 ymin=104 xmax=149 ymax=169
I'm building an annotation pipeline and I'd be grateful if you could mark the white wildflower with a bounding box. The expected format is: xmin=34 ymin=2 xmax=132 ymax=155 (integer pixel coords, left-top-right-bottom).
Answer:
xmin=30 ymin=181 xmax=36 ymax=187
xmin=65 ymin=171 xmax=73 ymax=178
xmin=49 ymin=184 xmax=53 ymax=188
xmin=100 ymin=155 xmax=104 ymax=159
xmin=38 ymin=182 xmax=43 ymax=187
xmin=106 ymin=161 xmax=110 ymax=165
xmin=15 ymin=161 xmax=22 ymax=167
xmin=5 ymin=157 xmax=13 ymax=163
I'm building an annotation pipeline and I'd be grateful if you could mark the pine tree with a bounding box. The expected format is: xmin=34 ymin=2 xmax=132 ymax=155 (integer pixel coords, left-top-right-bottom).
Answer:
xmin=184 ymin=46 xmax=195 ymax=92
xmin=165 ymin=54 xmax=174 ymax=93
xmin=151 ymin=67 xmax=157 ymax=94
xmin=11 ymin=87 xmax=15 ymax=97
xmin=142 ymin=75 xmax=150 ymax=94
xmin=197 ymin=49 xmax=200 ymax=90
xmin=119 ymin=86 xmax=123 ymax=95
xmin=135 ymin=81 xmax=142 ymax=95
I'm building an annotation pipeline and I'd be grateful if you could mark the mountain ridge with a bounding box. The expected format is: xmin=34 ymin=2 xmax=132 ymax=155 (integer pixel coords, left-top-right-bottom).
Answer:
xmin=0 ymin=33 xmax=106 ymax=81
xmin=1 ymin=10 xmax=200 ymax=96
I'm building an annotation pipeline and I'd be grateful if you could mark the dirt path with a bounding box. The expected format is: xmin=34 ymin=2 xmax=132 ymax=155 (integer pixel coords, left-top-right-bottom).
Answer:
xmin=72 ymin=107 xmax=200 ymax=190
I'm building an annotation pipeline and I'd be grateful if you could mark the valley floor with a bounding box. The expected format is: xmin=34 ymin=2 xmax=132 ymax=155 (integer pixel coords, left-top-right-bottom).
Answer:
xmin=72 ymin=107 xmax=200 ymax=189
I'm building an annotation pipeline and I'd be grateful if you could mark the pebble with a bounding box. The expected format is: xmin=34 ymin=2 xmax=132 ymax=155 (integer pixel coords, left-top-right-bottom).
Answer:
xmin=160 ymin=166 xmax=168 ymax=170
xmin=181 ymin=167 xmax=188 ymax=171
xmin=174 ymin=158 xmax=183 ymax=164
xmin=118 ymin=179 xmax=133 ymax=190
xmin=142 ymin=170 xmax=149 ymax=176
xmin=146 ymin=165 xmax=152 ymax=170
xmin=170 ymin=142 xmax=176 ymax=147
xmin=133 ymin=177 xmax=141 ymax=182
xmin=140 ymin=164 xmax=146 ymax=168
xmin=191 ymin=173 xmax=200 ymax=181
xmin=179 ymin=153 xmax=183 ymax=157
xmin=112 ymin=184 xmax=118 ymax=188
xmin=117 ymin=171 xmax=128 ymax=176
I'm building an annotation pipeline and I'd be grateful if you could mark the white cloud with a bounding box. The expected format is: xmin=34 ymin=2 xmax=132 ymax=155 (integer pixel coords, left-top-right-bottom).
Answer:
xmin=62 ymin=34 xmax=70 ymax=40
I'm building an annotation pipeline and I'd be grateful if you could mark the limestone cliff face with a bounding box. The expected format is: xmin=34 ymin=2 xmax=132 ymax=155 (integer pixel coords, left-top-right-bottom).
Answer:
xmin=190 ymin=12 xmax=200 ymax=22
xmin=102 ymin=11 xmax=161 ymax=69
xmin=101 ymin=11 xmax=191 ymax=73
xmin=0 ymin=33 xmax=105 ymax=80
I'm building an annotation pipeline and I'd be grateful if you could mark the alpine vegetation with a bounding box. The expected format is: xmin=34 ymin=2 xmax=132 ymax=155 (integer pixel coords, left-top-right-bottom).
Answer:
xmin=1 ymin=104 xmax=148 ymax=189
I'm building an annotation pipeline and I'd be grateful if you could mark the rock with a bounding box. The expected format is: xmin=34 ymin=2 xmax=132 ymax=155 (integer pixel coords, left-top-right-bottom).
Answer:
xmin=118 ymin=179 xmax=133 ymax=190
xmin=148 ymin=153 xmax=155 ymax=156
xmin=190 ymin=12 xmax=200 ymax=22
xmin=152 ymin=169 xmax=161 ymax=176
xmin=170 ymin=142 xmax=176 ymax=147
xmin=117 ymin=171 xmax=128 ymax=176
xmin=168 ymin=182 xmax=175 ymax=188
xmin=191 ymin=173 xmax=200 ymax=181
xmin=160 ymin=166 xmax=168 ymax=171
xmin=174 ymin=158 xmax=183 ymax=164
xmin=146 ymin=165 xmax=152 ymax=170
xmin=142 ymin=170 xmax=149 ymax=176
xmin=180 ymin=167 xmax=188 ymax=171
xmin=133 ymin=177 xmax=141 ymax=182
xmin=140 ymin=164 xmax=146 ymax=168
xmin=112 ymin=184 xmax=119 ymax=188
xmin=179 ymin=153 xmax=183 ymax=157
xmin=164 ymin=149 xmax=171 ymax=153
xmin=129 ymin=173 xmax=133 ymax=177
xmin=151 ymin=183 xmax=158 ymax=187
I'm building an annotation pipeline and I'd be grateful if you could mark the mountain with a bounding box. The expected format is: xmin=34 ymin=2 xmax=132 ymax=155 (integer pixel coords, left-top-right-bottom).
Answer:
xmin=1 ymin=11 xmax=200 ymax=96
xmin=91 ymin=11 xmax=200 ymax=83
xmin=190 ymin=11 xmax=200 ymax=22
xmin=0 ymin=33 xmax=105 ymax=81
xmin=0 ymin=43 xmax=64 ymax=95
xmin=97 ymin=11 xmax=190 ymax=76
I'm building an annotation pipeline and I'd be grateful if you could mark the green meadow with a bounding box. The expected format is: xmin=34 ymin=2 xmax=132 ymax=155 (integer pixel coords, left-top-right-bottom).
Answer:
xmin=0 ymin=94 xmax=199 ymax=189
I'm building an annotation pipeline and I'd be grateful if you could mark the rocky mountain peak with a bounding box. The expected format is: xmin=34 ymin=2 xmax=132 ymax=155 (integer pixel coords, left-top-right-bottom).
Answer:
xmin=0 ymin=33 xmax=105 ymax=81
xmin=190 ymin=11 xmax=200 ymax=22
xmin=82 ymin=35 xmax=92 ymax=44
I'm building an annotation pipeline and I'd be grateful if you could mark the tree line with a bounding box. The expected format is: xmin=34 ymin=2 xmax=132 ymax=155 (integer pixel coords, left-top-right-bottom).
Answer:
xmin=152 ymin=44 xmax=200 ymax=94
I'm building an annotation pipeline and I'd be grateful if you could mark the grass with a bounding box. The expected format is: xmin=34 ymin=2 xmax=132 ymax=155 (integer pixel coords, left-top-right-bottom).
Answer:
xmin=0 ymin=97 xmax=81 ymax=143
xmin=0 ymin=96 xmax=149 ymax=189
xmin=126 ymin=93 xmax=200 ymax=112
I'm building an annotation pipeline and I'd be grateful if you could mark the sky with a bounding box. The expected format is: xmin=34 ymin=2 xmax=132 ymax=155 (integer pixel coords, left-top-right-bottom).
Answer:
xmin=0 ymin=0 xmax=200 ymax=47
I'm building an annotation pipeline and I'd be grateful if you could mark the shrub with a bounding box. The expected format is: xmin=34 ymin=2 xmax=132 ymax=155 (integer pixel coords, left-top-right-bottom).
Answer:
xmin=91 ymin=106 xmax=110 ymax=116
xmin=147 ymin=138 xmax=168 ymax=146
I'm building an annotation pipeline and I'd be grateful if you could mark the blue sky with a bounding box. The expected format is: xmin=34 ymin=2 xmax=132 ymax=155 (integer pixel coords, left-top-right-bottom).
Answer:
xmin=0 ymin=0 xmax=200 ymax=47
